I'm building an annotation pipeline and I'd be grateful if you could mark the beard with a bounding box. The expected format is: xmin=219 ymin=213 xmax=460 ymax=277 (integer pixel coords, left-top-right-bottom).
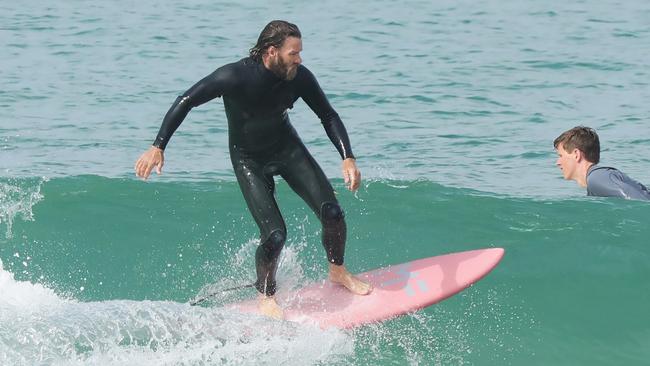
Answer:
xmin=269 ymin=55 xmax=298 ymax=81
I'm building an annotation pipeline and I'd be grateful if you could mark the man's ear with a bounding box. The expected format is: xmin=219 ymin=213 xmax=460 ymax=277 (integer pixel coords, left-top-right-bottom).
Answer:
xmin=573 ymin=148 xmax=584 ymax=162
xmin=267 ymin=45 xmax=278 ymax=58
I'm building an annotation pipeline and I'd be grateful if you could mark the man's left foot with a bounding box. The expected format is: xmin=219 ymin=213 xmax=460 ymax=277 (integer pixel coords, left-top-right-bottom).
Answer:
xmin=258 ymin=295 xmax=284 ymax=320
xmin=328 ymin=264 xmax=373 ymax=295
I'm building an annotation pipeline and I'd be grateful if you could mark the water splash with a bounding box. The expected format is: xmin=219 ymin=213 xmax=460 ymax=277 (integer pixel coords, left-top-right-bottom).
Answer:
xmin=0 ymin=178 xmax=45 ymax=239
xmin=0 ymin=257 xmax=353 ymax=366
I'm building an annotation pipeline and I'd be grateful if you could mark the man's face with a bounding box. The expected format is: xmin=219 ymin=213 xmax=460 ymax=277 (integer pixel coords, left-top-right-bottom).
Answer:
xmin=555 ymin=143 xmax=579 ymax=180
xmin=268 ymin=36 xmax=302 ymax=80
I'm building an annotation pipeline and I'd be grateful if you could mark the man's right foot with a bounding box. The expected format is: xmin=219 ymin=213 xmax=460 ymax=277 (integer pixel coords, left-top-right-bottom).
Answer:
xmin=329 ymin=264 xmax=373 ymax=295
xmin=258 ymin=296 xmax=284 ymax=320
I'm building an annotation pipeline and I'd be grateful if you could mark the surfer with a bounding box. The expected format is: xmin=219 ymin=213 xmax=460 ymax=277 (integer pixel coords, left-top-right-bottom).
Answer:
xmin=134 ymin=20 xmax=372 ymax=318
xmin=554 ymin=126 xmax=650 ymax=200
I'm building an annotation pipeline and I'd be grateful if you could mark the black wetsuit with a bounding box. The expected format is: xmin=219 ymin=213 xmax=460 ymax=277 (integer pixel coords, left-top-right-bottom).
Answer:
xmin=153 ymin=57 xmax=355 ymax=296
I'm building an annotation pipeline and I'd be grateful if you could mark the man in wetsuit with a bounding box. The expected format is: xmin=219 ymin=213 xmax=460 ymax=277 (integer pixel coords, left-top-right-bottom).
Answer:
xmin=134 ymin=20 xmax=371 ymax=318
xmin=554 ymin=126 xmax=650 ymax=200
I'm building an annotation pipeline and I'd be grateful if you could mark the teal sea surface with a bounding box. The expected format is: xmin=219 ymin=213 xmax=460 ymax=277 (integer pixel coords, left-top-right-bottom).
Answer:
xmin=2 ymin=1 xmax=650 ymax=365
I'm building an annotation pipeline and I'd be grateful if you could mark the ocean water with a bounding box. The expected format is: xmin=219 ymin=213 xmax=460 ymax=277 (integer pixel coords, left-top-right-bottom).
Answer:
xmin=1 ymin=1 xmax=650 ymax=365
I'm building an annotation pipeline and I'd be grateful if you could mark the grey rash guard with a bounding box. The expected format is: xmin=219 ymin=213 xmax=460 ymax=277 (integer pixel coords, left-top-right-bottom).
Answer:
xmin=587 ymin=166 xmax=650 ymax=201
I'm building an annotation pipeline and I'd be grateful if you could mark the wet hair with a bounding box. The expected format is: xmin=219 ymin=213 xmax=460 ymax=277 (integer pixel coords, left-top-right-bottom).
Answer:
xmin=553 ymin=126 xmax=600 ymax=164
xmin=249 ymin=20 xmax=301 ymax=62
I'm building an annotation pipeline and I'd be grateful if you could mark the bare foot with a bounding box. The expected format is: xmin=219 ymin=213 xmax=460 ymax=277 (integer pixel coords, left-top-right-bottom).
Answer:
xmin=258 ymin=296 xmax=284 ymax=320
xmin=329 ymin=264 xmax=373 ymax=295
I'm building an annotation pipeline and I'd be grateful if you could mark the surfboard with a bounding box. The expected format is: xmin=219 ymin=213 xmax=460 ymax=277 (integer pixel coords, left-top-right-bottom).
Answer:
xmin=232 ymin=247 xmax=504 ymax=329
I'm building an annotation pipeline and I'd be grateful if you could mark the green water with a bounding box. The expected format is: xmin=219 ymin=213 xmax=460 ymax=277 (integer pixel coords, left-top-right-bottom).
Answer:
xmin=2 ymin=176 xmax=649 ymax=365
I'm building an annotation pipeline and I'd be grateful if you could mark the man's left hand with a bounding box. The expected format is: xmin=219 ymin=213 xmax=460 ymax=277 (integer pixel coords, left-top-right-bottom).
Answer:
xmin=342 ymin=158 xmax=361 ymax=191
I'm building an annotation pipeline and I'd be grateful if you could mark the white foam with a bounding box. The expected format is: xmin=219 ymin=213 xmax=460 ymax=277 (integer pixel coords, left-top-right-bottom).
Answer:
xmin=0 ymin=259 xmax=64 ymax=312
xmin=0 ymin=258 xmax=353 ymax=366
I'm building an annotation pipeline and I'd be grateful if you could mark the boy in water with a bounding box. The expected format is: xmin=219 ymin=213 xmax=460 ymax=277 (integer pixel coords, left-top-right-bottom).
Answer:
xmin=554 ymin=126 xmax=650 ymax=200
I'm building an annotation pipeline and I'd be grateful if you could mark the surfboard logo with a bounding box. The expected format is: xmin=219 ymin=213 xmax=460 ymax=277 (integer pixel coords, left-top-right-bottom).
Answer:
xmin=376 ymin=264 xmax=429 ymax=297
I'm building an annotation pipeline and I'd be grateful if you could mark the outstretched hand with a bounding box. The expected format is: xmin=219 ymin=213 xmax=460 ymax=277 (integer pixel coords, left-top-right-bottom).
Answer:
xmin=342 ymin=158 xmax=361 ymax=191
xmin=135 ymin=146 xmax=165 ymax=180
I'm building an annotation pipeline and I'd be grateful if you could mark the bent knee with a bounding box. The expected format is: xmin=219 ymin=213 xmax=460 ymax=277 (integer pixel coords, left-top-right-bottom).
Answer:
xmin=320 ymin=202 xmax=344 ymax=222
xmin=262 ymin=229 xmax=286 ymax=252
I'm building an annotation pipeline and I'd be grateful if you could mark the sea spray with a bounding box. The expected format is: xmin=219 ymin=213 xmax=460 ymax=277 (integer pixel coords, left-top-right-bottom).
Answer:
xmin=0 ymin=178 xmax=45 ymax=239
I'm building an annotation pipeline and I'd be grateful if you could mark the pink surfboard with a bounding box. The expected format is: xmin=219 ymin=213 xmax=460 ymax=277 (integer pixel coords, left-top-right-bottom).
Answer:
xmin=233 ymin=248 xmax=505 ymax=329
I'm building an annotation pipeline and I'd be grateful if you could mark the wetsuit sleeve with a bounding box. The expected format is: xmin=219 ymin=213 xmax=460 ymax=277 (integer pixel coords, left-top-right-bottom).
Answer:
xmin=152 ymin=65 xmax=236 ymax=150
xmin=296 ymin=66 xmax=355 ymax=160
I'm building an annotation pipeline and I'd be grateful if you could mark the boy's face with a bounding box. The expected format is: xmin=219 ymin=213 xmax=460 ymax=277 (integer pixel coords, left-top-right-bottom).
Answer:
xmin=556 ymin=143 xmax=579 ymax=181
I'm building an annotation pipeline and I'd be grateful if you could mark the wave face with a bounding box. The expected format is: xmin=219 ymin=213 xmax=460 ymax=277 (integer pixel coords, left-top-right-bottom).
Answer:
xmin=1 ymin=176 xmax=649 ymax=365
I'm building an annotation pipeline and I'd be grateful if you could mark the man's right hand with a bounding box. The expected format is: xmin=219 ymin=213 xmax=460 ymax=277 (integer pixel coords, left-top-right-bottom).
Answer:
xmin=135 ymin=146 xmax=165 ymax=180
